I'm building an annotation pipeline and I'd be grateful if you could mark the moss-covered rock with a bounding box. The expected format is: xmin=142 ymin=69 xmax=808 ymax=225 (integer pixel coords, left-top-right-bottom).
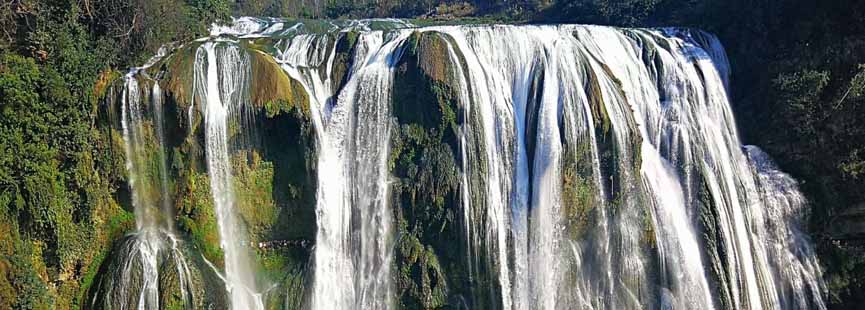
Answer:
xmin=249 ymin=84 xmax=317 ymax=307
xmin=561 ymin=145 xmax=599 ymax=241
xmin=250 ymin=50 xmax=310 ymax=117
xmin=94 ymin=69 xmax=121 ymax=103
xmin=390 ymin=31 xmax=476 ymax=309
xmin=697 ymin=176 xmax=733 ymax=310
xmin=331 ymin=31 xmax=359 ymax=93
xmin=396 ymin=235 xmax=449 ymax=309
xmin=160 ymin=44 xmax=201 ymax=110
xmin=175 ymin=170 xmax=223 ymax=266
xmin=86 ymin=230 xmax=229 ymax=310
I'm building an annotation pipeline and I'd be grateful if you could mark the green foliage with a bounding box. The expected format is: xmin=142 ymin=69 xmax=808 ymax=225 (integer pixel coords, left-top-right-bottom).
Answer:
xmin=773 ymin=70 xmax=830 ymax=137
xmin=325 ymin=1 xmax=377 ymax=18
xmin=396 ymin=235 xmax=449 ymax=309
xmin=233 ymin=151 xmax=279 ymax=241
xmin=75 ymin=210 xmax=134 ymax=308
xmin=0 ymin=0 xmax=229 ymax=307
xmin=176 ymin=171 xmax=224 ymax=266
xmin=821 ymin=241 xmax=865 ymax=305
xmin=837 ymin=65 xmax=865 ymax=181
xmin=8 ymin=239 xmax=53 ymax=309
xmin=763 ymin=62 xmax=865 ymax=309
xmin=0 ymin=49 xmax=111 ymax=308
xmin=234 ymin=0 xmax=326 ymax=18
xmin=538 ymin=0 xmax=662 ymax=26
xmin=433 ymin=2 xmax=478 ymax=18
xmin=229 ymin=0 xmax=537 ymax=20
xmin=187 ymin=0 xmax=231 ymax=23
xmin=840 ymin=149 xmax=865 ymax=180
xmin=88 ymin=0 xmax=229 ymax=65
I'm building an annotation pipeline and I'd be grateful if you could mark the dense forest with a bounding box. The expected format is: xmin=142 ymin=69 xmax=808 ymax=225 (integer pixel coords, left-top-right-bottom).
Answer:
xmin=1 ymin=0 xmax=863 ymax=309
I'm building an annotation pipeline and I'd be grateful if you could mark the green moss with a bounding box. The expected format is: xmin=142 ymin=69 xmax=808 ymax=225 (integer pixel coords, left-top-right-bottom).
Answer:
xmin=585 ymin=66 xmax=612 ymax=137
xmin=580 ymin=59 xmax=643 ymax=205
xmin=0 ymin=219 xmax=15 ymax=309
xmin=642 ymin=206 xmax=657 ymax=248
xmin=119 ymin=103 xmax=175 ymax=223
xmin=561 ymin=147 xmax=597 ymax=241
xmin=257 ymin=250 xmax=287 ymax=279
xmin=230 ymin=93 xmax=317 ymax=305
xmin=393 ymin=32 xmax=460 ymax=136
xmin=396 ymin=235 xmax=449 ymax=309
xmin=264 ymin=99 xmax=300 ymax=118
xmin=176 ymin=171 xmax=224 ymax=266
xmin=250 ymin=50 xmax=310 ymax=117
xmin=3 ymin=236 xmax=53 ymax=309
xmin=165 ymin=298 xmax=185 ymax=310
xmin=390 ymin=30 xmax=479 ymax=308
xmin=696 ymin=176 xmax=732 ymax=310
xmin=256 ymin=94 xmax=318 ymax=244
xmin=161 ymin=44 xmax=201 ymax=109
xmin=75 ymin=209 xmax=135 ymax=307
xmin=232 ymin=150 xmax=278 ymax=241
xmin=260 ymin=248 xmax=307 ymax=310
xmin=159 ymin=274 xmax=186 ymax=310
xmin=330 ymin=31 xmax=359 ymax=92
xmin=93 ymin=69 xmax=121 ymax=102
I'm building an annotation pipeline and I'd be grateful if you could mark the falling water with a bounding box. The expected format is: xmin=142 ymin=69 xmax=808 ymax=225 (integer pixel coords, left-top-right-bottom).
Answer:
xmin=109 ymin=70 xmax=194 ymax=309
xmin=151 ymin=83 xmax=174 ymax=225
xmin=274 ymin=29 xmax=412 ymax=310
xmin=118 ymin=77 xmax=161 ymax=310
xmin=745 ymin=146 xmax=827 ymax=310
xmin=429 ymin=25 xmax=827 ymax=310
xmin=194 ymin=41 xmax=264 ymax=310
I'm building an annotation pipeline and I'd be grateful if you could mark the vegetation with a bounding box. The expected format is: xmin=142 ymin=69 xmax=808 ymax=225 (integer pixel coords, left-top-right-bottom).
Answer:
xmin=390 ymin=32 xmax=470 ymax=308
xmin=176 ymin=170 xmax=224 ymax=265
xmin=0 ymin=0 xmax=227 ymax=307
xmin=249 ymin=50 xmax=310 ymax=116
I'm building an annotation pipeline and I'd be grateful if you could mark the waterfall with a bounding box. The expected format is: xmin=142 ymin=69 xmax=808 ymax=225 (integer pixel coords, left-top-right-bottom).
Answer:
xmin=194 ymin=41 xmax=264 ymax=310
xmin=111 ymin=18 xmax=827 ymax=310
xmin=429 ymin=25 xmax=827 ymax=310
xmin=579 ymin=27 xmax=718 ymax=309
xmin=109 ymin=70 xmax=194 ymax=309
xmin=744 ymin=146 xmax=827 ymax=310
xmin=275 ymin=29 xmax=412 ymax=310
xmin=118 ymin=77 xmax=160 ymax=310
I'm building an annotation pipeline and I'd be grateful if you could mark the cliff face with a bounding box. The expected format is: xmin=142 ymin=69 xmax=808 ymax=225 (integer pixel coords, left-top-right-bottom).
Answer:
xmin=89 ymin=39 xmax=317 ymax=309
xmin=1 ymin=1 xmax=860 ymax=309
xmin=830 ymin=204 xmax=865 ymax=240
xmin=86 ymin=18 xmax=828 ymax=310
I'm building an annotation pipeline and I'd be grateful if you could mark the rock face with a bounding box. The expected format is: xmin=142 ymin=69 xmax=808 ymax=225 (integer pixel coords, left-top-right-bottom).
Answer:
xmin=92 ymin=18 xmax=828 ymax=310
xmin=91 ymin=36 xmax=316 ymax=310
xmin=831 ymin=204 xmax=865 ymax=241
